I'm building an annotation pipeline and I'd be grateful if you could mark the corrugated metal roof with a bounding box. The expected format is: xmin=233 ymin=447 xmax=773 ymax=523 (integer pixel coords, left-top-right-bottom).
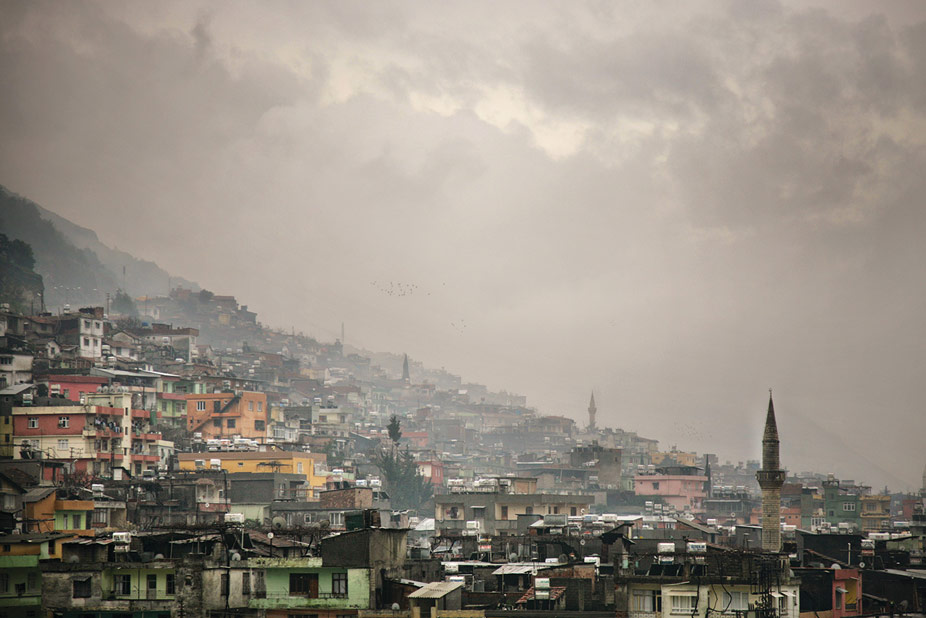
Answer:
xmin=493 ymin=565 xmax=537 ymax=575
xmin=408 ymin=581 xmax=463 ymax=598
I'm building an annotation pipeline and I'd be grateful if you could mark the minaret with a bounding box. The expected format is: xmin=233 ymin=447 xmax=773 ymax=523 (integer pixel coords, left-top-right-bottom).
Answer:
xmin=402 ymin=354 xmax=410 ymax=383
xmin=756 ymin=390 xmax=785 ymax=552
xmin=588 ymin=391 xmax=597 ymax=431
xmin=704 ymin=454 xmax=713 ymax=499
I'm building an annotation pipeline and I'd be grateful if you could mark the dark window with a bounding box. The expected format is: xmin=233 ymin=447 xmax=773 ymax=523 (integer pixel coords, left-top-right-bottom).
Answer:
xmin=227 ymin=418 xmax=236 ymax=429
xmin=147 ymin=573 xmax=157 ymax=593
xmin=332 ymin=572 xmax=348 ymax=596
xmin=114 ymin=574 xmax=131 ymax=595
xmin=213 ymin=419 xmax=222 ymax=427
xmin=166 ymin=574 xmax=175 ymax=595
xmin=242 ymin=572 xmax=250 ymax=595
xmin=290 ymin=573 xmax=319 ymax=597
xmin=570 ymin=507 xmax=577 ymax=516
xmin=221 ymin=573 xmax=229 ymax=596
xmin=255 ymin=420 xmax=265 ymax=431
xmin=501 ymin=506 xmax=508 ymax=519
xmin=525 ymin=506 xmax=533 ymax=515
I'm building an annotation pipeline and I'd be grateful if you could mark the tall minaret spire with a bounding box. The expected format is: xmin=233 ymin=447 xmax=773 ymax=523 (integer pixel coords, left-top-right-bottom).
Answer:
xmin=756 ymin=390 xmax=785 ymax=552
xmin=402 ymin=354 xmax=410 ymax=383
xmin=588 ymin=391 xmax=597 ymax=431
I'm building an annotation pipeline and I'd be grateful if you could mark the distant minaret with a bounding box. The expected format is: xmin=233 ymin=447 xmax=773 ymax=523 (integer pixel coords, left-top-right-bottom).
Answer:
xmin=402 ymin=354 xmax=410 ymax=383
xmin=588 ymin=391 xmax=597 ymax=431
xmin=756 ymin=390 xmax=785 ymax=552
xmin=704 ymin=454 xmax=713 ymax=499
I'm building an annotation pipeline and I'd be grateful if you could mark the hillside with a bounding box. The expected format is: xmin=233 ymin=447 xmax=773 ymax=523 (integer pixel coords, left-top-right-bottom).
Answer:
xmin=0 ymin=185 xmax=198 ymax=310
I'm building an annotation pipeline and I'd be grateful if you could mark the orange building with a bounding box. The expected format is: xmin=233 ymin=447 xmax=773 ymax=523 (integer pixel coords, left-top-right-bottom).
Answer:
xmin=185 ymin=391 xmax=269 ymax=441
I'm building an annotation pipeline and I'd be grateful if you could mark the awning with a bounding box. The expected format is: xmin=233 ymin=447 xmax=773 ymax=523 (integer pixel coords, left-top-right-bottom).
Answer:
xmin=770 ymin=592 xmax=783 ymax=598
xmin=835 ymin=587 xmax=848 ymax=594
xmin=782 ymin=591 xmax=796 ymax=598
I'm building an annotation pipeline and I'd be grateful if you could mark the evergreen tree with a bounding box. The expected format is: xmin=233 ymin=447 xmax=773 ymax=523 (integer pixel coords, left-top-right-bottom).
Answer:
xmin=373 ymin=446 xmax=433 ymax=511
xmin=387 ymin=414 xmax=402 ymax=444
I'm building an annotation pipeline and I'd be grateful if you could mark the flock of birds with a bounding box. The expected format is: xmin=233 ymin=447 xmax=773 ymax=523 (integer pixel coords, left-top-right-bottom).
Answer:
xmin=370 ymin=280 xmax=468 ymax=333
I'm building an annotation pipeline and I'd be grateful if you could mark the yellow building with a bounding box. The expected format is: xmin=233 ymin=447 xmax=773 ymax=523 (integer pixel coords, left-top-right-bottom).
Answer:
xmin=177 ymin=451 xmax=328 ymax=494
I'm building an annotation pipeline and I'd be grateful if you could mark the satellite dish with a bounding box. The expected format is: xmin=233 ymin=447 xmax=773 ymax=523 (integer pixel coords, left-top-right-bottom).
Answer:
xmin=272 ymin=517 xmax=286 ymax=529
xmin=154 ymin=554 xmax=165 ymax=560
xmin=204 ymin=503 xmax=211 ymax=509
xmin=580 ymin=539 xmax=586 ymax=546
xmin=267 ymin=532 xmax=274 ymax=540
xmin=730 ymin=512 xmax=737 ymax=518
xmin=231 ymin=552 xmax=242 ymax=561
xmin=859 ymin=562 xmax=866 ymax=569
xmin=392 ymin=603 xmax=401 ymax=611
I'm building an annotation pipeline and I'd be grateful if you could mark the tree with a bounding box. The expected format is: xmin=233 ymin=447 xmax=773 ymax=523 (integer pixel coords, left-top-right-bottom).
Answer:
xmin=372 ymin=446 xmax=433 ymax=512
xmin=387 ymin=415 xmax=402 ymax=445
xmin=111 ymin=289 xmax=137 ymax=317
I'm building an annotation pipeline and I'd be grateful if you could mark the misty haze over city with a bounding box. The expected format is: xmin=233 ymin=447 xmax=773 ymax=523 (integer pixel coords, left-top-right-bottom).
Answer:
xmin=3 ymin=0 xmax=926 ymax=492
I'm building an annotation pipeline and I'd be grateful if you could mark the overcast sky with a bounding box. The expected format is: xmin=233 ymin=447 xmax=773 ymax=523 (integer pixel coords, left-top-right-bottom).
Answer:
xmin=2 ymin=1 xmax=926 ymax=490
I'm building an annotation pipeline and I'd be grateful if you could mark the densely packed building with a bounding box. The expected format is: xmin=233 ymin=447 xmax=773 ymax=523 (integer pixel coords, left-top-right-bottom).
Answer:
xmin=1 ymin=296 xmax=925 ymax=618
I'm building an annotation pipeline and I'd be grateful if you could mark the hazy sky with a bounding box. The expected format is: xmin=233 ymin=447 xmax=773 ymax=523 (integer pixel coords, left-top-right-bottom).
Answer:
xmin=3 ymin=1 xmax=926 ymax=490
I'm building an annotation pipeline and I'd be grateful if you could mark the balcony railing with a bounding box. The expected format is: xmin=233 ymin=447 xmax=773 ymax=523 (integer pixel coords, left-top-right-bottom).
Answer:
xmin=258 ymin=591 xmax=348 ymax=600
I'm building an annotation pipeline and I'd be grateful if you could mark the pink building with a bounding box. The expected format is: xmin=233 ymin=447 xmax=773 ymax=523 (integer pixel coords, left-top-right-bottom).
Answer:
xmin=634 ymin=465 xmax=708 ymax=512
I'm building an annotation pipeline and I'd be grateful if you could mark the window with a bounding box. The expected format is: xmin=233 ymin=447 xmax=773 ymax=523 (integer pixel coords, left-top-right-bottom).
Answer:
xmin=114 ymin=574 xmax=131 ymax=595
xmin=213 ymin=419 xmax=222 ymax=427
xmin=525 ymin=506 xmax=533 ymax=515
xmin=92 ymin=509 xmax=109 ymax=525
xmin=501 ymin=506 xmax=509 ymax=519
xmin=242 ymin=572 xmax=250 ymax=595
xmin=721 ymin=591 xmax=748 ymax=612
xmin=59 ymin=416 xmax=70 ymax=428
xmin=290 ymin=573 xmax=319 ymax=597
xmin=58 ymin=439 xmax=69 ymax=451
xmin=330 ymin=512 xmax=344 ymax=527
xmin=571 ymin=506 xmax=577 ymax=516
xmin=3 ymin=494 xmax=15 ymax=510
xmin=28 ymin=417 xmax=38 ymax=429
xmin=843 ymin=503 xmax=856 ymax=512
xmin=257 ymin=403 xmax=263 ymax=412
xmin=652 ymin=482 xmax=660 ymax=490
xmin=2 ymin=544 xmax=9 ymax=552
xmin=196 ymin=401 xmax=206 ymax=411
xmin=0 ymin=572 xmax=8 ymax=592
xmin=221 ymin=573 xmax=229 ymax=597
xmin=84 ymin=320 xmax=91 ymax=329
xmin=84 ymin=337 xmax=90 ymax=347
xmin=332 ymin=572 xmax=348 ymax=596
xmin=0 ymin=357 xmax=10 ymax=365
xmin=248 ymin=401 xmax=254 ymax=411
xmin=227 ymin=419 xmax=236 ymax=429
xmin=632 ymin=590 xmax=662 ymax=612
xmin=670 ymin=594 xmax=697 ymax=614
xmin=166 ymin=574 xmax=175 ymax=595
xmin=255 ymin=420 xmax=265 ymax=431
xmin=297 ymin=462 xmax=304 ymax=474
xmin=27 ymin=572 xmax=37 ymax=590
xmin=147 ymin=574 xmax=157 ymax=597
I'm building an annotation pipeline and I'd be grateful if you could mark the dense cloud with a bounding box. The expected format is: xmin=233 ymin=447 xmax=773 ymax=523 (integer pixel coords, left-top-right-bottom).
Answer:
xmin=1 ymin=0 xmax=925 ymax=488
